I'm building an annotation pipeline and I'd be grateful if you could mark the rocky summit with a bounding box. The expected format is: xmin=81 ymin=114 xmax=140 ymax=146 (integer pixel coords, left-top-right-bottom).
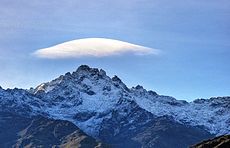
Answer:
xmin=0 ymin=65 xmax=229 ymax=148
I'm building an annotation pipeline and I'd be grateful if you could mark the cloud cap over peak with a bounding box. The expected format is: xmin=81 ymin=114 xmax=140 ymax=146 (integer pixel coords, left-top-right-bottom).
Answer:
xmin=33 ymin=38 xmax=159 ymax=59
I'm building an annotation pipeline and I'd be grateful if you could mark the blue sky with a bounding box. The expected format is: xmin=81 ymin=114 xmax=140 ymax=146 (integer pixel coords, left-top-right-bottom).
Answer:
xmin=0 ymin=0 xmax=229 ymax=101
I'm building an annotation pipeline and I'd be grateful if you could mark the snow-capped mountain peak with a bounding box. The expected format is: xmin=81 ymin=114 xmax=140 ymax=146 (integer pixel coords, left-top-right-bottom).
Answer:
xmin=0 ymin=65 xmax=229 ymax=139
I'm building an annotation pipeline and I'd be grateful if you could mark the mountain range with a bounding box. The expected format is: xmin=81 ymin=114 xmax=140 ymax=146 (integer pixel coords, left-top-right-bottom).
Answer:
xmin=0 ymin=65 xmax=229 ymax=148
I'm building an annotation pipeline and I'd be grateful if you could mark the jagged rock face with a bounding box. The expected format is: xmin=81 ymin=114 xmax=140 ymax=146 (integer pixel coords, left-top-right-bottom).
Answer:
xmin=97 ymin=99 xmax=213 ymax=148
xmin=190 ymin=135 xmax=230 ymax=148
xmin=98 ymin=98 xmax=156 ymax=146
xmin=0 ymin=65 xmax=229 ymax=147
xmin=0 ymin=88 xmax=45 ymax=116
xmin=0 ymin=112 xmax=103 ymax=148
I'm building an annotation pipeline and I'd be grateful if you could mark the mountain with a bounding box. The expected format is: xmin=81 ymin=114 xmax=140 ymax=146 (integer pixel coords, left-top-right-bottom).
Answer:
xmin=0 ymin=112 xmax=104 ymax=148
xmin=190 ymin=135 xmax=230 ymax=148
xmin=0 ymin=65 xmax=229 ymax=147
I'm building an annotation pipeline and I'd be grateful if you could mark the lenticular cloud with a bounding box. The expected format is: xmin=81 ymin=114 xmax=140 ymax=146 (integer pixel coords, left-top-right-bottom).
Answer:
xmin=33 ymin=38 xmax=159 ymax=59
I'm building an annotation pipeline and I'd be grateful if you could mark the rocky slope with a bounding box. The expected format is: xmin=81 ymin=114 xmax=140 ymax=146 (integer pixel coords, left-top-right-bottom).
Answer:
xmin=0 ymin=65 xmax=229 ymax=147
xmin=0 ymin=111 xmax=104 ymax=148
xmin=190 ymin=135 xmax=230 ymax=148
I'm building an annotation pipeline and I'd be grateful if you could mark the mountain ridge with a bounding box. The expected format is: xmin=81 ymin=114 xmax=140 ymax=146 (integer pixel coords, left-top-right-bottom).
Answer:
xmin=0 ymin=111 xmax=105 ymax=148
xmin=0 ymin=65 xmax=229 ymax=147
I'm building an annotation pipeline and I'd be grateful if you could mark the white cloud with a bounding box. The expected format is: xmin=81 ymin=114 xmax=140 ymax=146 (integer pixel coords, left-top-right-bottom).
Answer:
xmin=33 ymin=38 xmax=159 ymax=59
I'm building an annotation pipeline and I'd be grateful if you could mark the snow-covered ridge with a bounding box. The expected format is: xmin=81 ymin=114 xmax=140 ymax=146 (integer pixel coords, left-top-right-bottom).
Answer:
xmin=0 ymin=87 xmax=45 ymax=116
xmin=0 ymin=65 xmax=229 ymax=136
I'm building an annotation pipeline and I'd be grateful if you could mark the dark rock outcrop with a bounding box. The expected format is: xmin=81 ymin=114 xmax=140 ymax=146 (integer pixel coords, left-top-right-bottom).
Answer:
xmin=190 ymin=135 xmax=230 ymax=148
